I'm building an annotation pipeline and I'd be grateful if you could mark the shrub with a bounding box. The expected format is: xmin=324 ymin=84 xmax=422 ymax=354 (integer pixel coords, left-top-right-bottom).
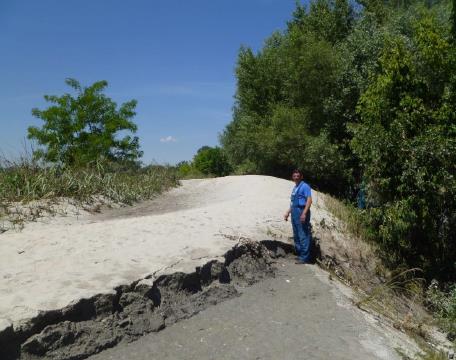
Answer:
xmin=426 ymin=283 xmax=456 ymax=340
xmin=192 ymin=146 xmax=232 ymax=177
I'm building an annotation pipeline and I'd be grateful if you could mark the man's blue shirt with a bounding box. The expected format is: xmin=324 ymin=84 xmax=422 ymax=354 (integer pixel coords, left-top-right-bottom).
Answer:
xmin=290 ymin=181 xmax=312 ymax=208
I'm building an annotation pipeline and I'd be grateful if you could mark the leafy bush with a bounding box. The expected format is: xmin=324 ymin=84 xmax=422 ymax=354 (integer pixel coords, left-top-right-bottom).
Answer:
xmin=220 ymin=0 xmax=357 ymax=194
xmin=176 ymin=160 xmax=207 ymax=179
xmin=426 ymin=283 xmax=456 ymax=340
xmin=351 ymin=7 xmax=456 ymax=280
xmin=28 ymin=78 xmax=142 ymax=167
xmin=221 ymin=0 xmax=456 ymax=282
xmin=192 ymin=146 xmax=232 ymax=177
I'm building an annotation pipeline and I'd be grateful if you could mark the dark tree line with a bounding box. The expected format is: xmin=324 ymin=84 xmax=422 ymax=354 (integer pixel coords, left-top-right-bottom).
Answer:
xmin=220 ymin=0 xmax=456 ymax=281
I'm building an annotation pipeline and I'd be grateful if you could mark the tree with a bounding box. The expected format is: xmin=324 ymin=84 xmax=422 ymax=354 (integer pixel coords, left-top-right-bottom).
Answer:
xmin=288 ymin=0 xmax=354 ymax=44
xmin=220 ymin=0 xmax=352 ymax=192
xmin=351 ymin=10 xmax=456 ymax=279
xmin=192 ymin=146 xmax=232 ymax=176
xmin=28 ymin=78 xmax=143 ymax=167
xmin=234 ymin=34 xmax=288 ymax=118
xmin=221 ymin=0 xmax=455 ymax=281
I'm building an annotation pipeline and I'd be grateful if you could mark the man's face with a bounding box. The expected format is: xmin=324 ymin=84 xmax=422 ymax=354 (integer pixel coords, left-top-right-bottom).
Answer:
xmin=292 ymin=172 xmax=302 ymax=183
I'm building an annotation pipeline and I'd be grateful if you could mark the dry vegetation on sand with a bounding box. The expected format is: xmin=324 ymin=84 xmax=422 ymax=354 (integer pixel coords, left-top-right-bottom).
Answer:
xmin=0 ymin=158 xmax=179 ymax=231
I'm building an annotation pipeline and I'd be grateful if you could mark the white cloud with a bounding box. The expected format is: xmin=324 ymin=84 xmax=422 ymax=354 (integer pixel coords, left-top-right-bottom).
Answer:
xmin=159 ymin=135 xmax=177 ymax=143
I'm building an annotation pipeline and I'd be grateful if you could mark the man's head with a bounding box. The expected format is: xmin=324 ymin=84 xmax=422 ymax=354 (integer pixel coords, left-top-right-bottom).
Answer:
xmin=291 ymin=169 xmax=303 ymax=183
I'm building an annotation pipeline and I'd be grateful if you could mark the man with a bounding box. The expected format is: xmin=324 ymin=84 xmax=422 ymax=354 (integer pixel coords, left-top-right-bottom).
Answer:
xmin=284 ymin=169 xmax=313 ymax=264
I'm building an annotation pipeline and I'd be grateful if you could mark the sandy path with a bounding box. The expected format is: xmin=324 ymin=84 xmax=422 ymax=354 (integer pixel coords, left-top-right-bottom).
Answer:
xmin=90 ymin=259 xmax=415 ymax=360
xmin=0 ymin=176 xmax=296 ymax=330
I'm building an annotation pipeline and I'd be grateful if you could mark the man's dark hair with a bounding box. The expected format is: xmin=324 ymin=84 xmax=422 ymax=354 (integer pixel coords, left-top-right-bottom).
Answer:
xmin=292 ymin=169 xmax=303 ymax=177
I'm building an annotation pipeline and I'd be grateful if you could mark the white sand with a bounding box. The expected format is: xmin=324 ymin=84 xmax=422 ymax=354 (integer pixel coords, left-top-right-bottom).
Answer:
xmin=1 ymin=175 xmax=319 ymax=330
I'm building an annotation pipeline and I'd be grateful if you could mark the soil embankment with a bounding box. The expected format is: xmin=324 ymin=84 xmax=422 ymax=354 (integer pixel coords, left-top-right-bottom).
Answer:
xmin=0 ymin=176 xmax=293 ymax=328
xmin=0 ymin=175 xmax=424 ymax=359
xmin=90 ymin=255 xmax=415 ymax=360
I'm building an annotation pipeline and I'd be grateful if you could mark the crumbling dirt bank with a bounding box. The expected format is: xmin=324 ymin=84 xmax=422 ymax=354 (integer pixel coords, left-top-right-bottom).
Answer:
xmin=1 ymin=240 xmax=292 ymax=360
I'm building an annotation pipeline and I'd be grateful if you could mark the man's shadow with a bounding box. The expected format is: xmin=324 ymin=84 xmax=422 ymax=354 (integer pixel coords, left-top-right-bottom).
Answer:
xmin=261 ymin=226 xmax=321 ymax=265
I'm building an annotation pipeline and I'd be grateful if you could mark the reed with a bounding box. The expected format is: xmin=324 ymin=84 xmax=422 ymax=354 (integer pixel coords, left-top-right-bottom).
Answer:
xmin=0 ymin=156 xmax=179 ymax=229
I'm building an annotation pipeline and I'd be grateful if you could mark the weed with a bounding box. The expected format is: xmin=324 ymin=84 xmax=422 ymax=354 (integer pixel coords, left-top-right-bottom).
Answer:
xmin=322 ymin=193 xmax=372 ymax=242
xmin=426 ymin=282 xmax=456 ymax=341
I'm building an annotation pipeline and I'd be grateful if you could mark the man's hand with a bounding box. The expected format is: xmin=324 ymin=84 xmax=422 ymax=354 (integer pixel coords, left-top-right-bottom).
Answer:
xmin=300 ymin=211 xmax=307 ymax=223
xmin=284 ymin=210 xmax=290 ymax=221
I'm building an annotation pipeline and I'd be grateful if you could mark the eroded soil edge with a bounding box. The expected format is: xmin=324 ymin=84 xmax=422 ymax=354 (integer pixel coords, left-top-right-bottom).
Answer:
xmin=1 ymin=240 xmax=294 ymax=360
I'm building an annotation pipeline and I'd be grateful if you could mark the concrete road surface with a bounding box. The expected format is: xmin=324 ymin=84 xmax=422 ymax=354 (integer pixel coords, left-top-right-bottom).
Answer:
xmin=90 ymin=259 xmax=413 ymax=360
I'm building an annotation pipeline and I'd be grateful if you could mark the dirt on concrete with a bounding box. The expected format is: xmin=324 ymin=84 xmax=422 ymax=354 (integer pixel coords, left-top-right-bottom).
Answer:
xmin=0 ymin=240 xmax=281 ymax=360
xmin=0 ymin=239 xmax=422 ymax=360
xmin=89 ymin=251 xmax=420 ymax=360
xmin=0 ymin=176 xmax=296 ymax=328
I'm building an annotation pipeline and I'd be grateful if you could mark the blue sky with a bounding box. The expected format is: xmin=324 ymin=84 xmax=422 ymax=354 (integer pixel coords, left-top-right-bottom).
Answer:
xmin=0 ymin=0 xmax=298 ymax=164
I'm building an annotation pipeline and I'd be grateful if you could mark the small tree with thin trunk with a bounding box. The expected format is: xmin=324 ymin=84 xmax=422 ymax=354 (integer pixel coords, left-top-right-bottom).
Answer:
xmin=28 ymin=78 xmax=143 ymax=167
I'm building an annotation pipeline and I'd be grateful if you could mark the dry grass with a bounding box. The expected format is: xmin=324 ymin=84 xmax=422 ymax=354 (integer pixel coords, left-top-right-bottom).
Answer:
xmin=322 ymin=193 xmax=373 ymax=242
xmin=319 ymin=193 xmax=449 ymax=353
xmin=0 ymin=157 xmax=179 ymax=231
xmin=419 ymin=349 xmax=449 ymax=360
xmin=355 ymin=268 xmax=430 ymax=337
xmin=0 ymin=160 xmax=178 ymax=204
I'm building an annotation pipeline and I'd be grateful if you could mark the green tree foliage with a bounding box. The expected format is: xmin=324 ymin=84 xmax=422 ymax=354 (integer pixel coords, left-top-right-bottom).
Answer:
xmin=221 ymin=0 xmax=455 ymax=280
xmin=221 ymin=0 xmax=355 ymax=194
xmin=192 ymin=146 xmax=232 ymax=176
xmin=452 ymin=0 xmax=456 ymax=41
xmin=427 ymin=283 xmax=456 ymax=338
xmin=176 ymin=161 xmax=193 ymax=177
xmin=351 ymin=8 xmax=456 ymax=279
xmin=28 ymin=78 xmax=143 ymax=167
xmin=288 ymin=0 xmax=354 ymax=43
xmin=235 ymin=33 xmax=288 ymax=117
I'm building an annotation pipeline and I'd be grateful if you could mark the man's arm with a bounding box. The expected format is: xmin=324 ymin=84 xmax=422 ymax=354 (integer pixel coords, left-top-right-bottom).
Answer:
xmin=300 ymin=196 xmax=312 ymax=222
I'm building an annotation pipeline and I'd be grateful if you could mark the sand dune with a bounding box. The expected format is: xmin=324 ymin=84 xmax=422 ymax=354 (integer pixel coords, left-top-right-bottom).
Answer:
xmin=0 ymin=175 xmax=431 ymax=360
xmin=1 ymin=175 xmax=304 ymax=330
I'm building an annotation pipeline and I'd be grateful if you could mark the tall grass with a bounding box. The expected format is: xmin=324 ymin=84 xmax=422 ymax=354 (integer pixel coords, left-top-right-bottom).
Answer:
xmin=0 ymin=157 xmax=179 ymax=229
xmin=419 ymin=349 xmax=450 ymax=360
xmin=426 ymin=283 xmax=456 ymax=341
xmin=323 ymin=193 xmax=456 ymax=351
xmin=322 ymin=193 xmax=374 ymax=242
